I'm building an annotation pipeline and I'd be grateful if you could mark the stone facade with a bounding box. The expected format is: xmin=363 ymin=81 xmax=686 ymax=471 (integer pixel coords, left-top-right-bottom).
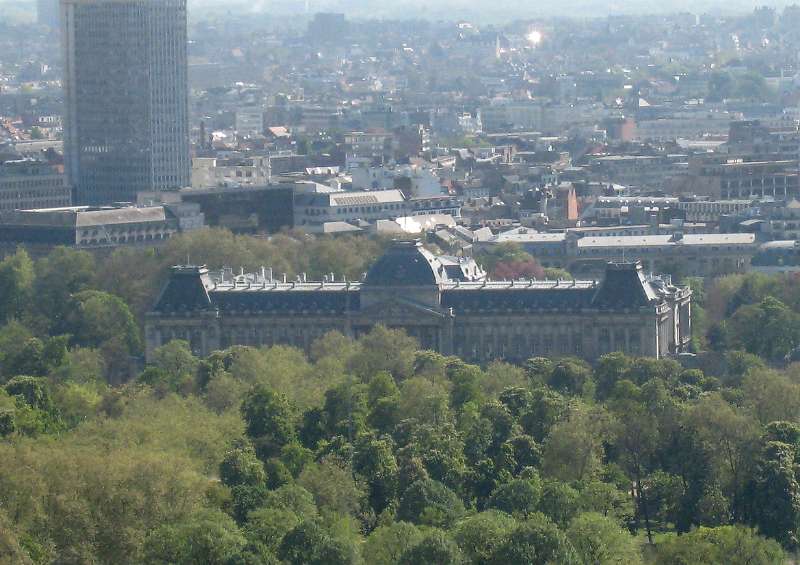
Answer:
xmin=145 ymin=240 xmax=692 ymax=363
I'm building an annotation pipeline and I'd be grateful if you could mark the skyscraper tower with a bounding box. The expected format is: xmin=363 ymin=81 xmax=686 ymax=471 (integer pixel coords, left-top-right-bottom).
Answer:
xmin=61 ymin=0 xmax=190 ymax=205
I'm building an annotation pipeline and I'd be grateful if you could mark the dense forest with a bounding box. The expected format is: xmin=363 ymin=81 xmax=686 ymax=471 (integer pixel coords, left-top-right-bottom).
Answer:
xmin=3 ymin=229 xmax=800 ymax=564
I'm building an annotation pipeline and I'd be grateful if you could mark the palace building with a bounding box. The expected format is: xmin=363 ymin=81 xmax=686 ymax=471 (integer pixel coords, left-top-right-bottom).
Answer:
xmin=145 ymin=240 xmax=692 ymax=363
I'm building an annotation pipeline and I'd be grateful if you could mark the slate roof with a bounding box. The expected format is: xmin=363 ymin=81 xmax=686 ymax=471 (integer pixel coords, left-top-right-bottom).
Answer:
xmin=152 ymin=266 xmax=213 ymax=313
xmin=364 ymin=239 xmax=448 ymax=286
xmin=590 ymin=262 xmax=658 ymax=308
xmin=151 ymin=246 xmax=676 ymax=316
xmin=442 ymin=286 xmax=597 ymax=312
xmin=210 ymin=288 xmax=358 ymax=314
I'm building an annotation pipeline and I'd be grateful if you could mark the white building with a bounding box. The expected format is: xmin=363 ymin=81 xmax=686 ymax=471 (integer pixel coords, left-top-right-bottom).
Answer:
xmin=191 ymin=156 xmax=271 ymax=189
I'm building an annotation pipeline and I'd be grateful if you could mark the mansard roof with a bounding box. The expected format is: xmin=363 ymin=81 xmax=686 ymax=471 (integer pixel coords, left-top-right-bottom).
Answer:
xmin=210 ymin=287 xmax=358 ymax=314
xmin=152 ymin=265 xmax=213 ymax=313
xmin=151 ymin=252 xmax=676 ymax=316
xmin=364 ymin=239 xmax=448 ymax=286
xmin=442 ymin=285 xmax=597 ymax=312
xmin=591 ymin=261 xmax=658 ymax=309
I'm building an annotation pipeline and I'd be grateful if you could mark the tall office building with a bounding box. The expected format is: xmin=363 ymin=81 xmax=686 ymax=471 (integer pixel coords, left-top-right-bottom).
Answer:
xmin=61 ymin=0 xmax=190 ymax=205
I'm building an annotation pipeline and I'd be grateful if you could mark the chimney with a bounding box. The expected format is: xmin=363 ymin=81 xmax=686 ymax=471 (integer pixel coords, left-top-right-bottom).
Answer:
xmin=647 ymin=212 xmax=658 ymax=234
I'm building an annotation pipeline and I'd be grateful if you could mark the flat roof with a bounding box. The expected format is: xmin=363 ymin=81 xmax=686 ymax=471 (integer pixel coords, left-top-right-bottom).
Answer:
xmin=1 ymin=206 xmax=167 ymax=228
xmin=205 ymin=279 xmax=602 ymax=293
xmin=577 ymin=233 xmax=756 ymax=248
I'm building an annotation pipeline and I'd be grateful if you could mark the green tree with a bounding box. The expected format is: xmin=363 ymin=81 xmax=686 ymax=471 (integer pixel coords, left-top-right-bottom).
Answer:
xmin=244 ymin=507 xmax=301 ymax=553
xmin=594 ymin=352 xmax=632 ymax=399
xmin=729 ymin=297 xmax=800 ymax=361
xmin=397 ymin=479 xmax=465 ymax=527
xmin=48 ymin=347 xmax=105 ymax=385
xmin=448 ymin=361 xmax=484 ymax=409
xmin=280 ymin=442 xmax=313 ymax=478
xmin=685 ymin=394 xmax=759 ymax=520
xmin=0 ymin=509 xmax=33 ymax=564
xmin=52 ymin=382 xmax=103 ymax=428
xmin=277 ymin=521 xmax=352 ymax=565
xmin=348 ymin=325 xmax=417 ymax=380
xmin=453 ymin=510 xmax=517 ymax=564
xmin=220 ymin=440 xmax=267 ymax=488
xmin=476 ymin=242 xmax=534 ymax=276
xmin=654 ymin=525 xmax=784 ymax=565
xmin=353 ymin=435 xmax=399 ymax=514
xmin=566 ymin=512 xmax=642 ymax=565
xmin=520 ymin=387 xmax=568 ymax=442
xmin=396 ymin=421 xmax=466 ymax=491
xmin=205 ymin=370 xmax=249 ymax=413
xmin=151 ymin=340 xmax=199 ymax=390
xmin=398 ymin=530 xmax=463 ymax=565
xmin=309 ymin=330 xmax=359 ymax=364
xmin=577 ymin=480 xmax=632 ymax=520
xmin=742 ymin=369 xmax=800 ymax=424
xmin=363 ymin=522 xmax=424 ymax=565
xmin=397 ymin=376 xmax=452 ymax=426
xmin=489 ymin=478 xmax=542 ymax=518
xmin=3 ymin=337 xmax=47 ymax=378
xmin=262 ymin=484 xmax=318 ymax=520
xmin=241 ymin=385 xmax=297 ymax=459
xmin=708 ymin=71 xmax=734 ymax=102
xmin=746 ymin=441 xmax=800 ymax=548
xmin=65 ymin=290 xmax=141 ymax=353
xmin=539 ymin=480 xmax=581 ymax=529
xmin=322 ymin=379 xmax=369 ymax=439
xmin=144 ymin=509 xmax=247 ymax=565
xmin=34 ymin=247 xmax=95 ymax=333
xmin=489 ymin=513 xmax=580 ymax=565
xmin=297 ymin=461 xmax=365 ymax=518
xmin=5 ymin=375 xmax=53 ymax=412
xmin=734 ymin=71 xmax=772 ymax=102
xmin=542 ymin=403 xmax=613 ymax=482
xmin=524 ymin=357 xmax=554 ymax=386
xmin=612 ymin=399 xmax=660 ymax=544
xmin=547 ymin=357 xmax=593 ymax=396
xmin=0 ymin=321 xmax=34 ymax=381
xmin=0 ymin=248 xmax=34 ymax=323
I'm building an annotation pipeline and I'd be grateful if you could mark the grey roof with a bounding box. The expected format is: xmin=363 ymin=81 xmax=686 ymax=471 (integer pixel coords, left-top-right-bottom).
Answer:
xmin=577 ymin=233 xmax=756 ymax=248
xmin=492 ymin=229 xmax=566 ymax=243
xmin=364 ymin=239 xmax=448 ymax=286
xmin=329 ymin=189 xmax=405 ymax=207
xmin=0 ymin=206 xmax=167 ymax=228
xmin=151 ymin=246 xmax=683 ymax=316
xmin=760 ymin=240 xmax=799 ymax=250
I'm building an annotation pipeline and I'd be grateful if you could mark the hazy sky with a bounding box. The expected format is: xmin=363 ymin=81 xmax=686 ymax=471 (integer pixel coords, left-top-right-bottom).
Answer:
xmin=0 ymin=0 xmax=793 ymax=22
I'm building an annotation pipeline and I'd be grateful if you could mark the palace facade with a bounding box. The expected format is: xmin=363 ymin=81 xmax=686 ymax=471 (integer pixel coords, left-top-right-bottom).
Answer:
xmin=145 ymin=240 xmax=692 ymax=363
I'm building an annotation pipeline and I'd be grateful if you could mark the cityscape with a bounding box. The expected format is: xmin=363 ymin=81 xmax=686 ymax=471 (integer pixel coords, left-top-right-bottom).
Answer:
xmin=3 ymin=1 xmax=800 ymax=563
